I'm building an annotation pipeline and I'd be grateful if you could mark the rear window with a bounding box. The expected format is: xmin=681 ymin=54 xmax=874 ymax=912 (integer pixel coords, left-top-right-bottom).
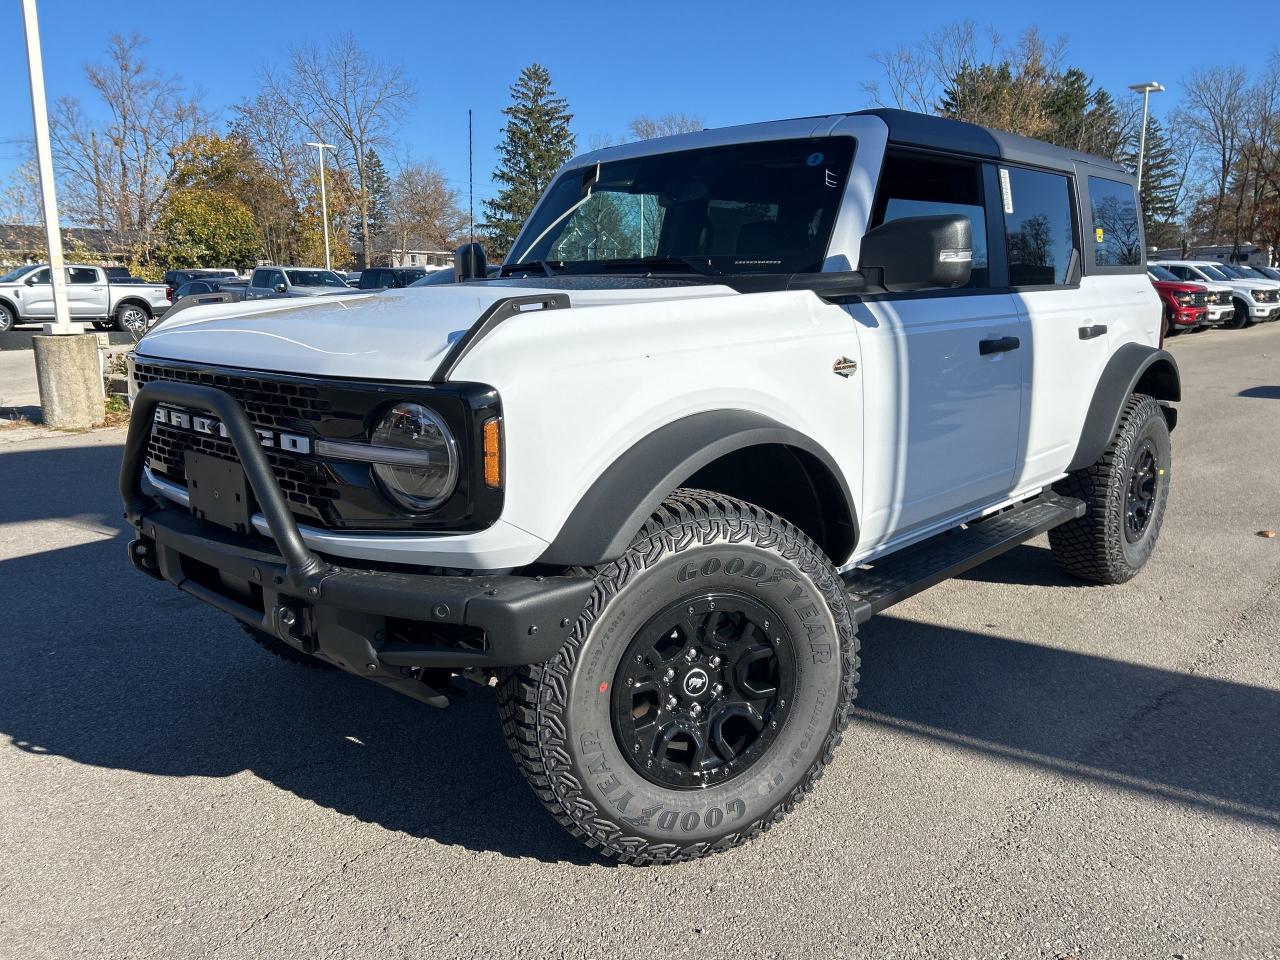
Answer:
xmin=1089 ymin=177 xmax=1142 ymax=267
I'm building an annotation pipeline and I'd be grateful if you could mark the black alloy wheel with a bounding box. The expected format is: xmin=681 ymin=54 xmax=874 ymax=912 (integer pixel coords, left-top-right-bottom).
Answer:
xmin=611 ymin=592 xmax=795 ymax=790
xmin=1124 ymin=439 xmax=1160 ymax=544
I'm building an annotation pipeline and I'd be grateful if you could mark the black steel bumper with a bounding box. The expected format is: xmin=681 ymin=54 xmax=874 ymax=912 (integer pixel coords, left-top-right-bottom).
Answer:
xmin=121 ymin=381 xmax=592 ymax=707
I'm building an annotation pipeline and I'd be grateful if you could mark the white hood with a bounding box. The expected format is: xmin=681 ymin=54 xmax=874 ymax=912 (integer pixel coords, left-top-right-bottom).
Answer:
xmin=135 ymin=281 xmax=736 ymax=381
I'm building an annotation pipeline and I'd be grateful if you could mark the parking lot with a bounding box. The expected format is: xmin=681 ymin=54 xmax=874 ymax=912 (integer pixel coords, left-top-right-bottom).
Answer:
xmin=0 ymin=325 xmax=1277 ymax=959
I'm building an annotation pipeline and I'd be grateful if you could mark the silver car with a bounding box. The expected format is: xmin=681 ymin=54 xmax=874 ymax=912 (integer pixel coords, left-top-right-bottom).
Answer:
xmin=244 ymin=266 xmax=357 ymax=300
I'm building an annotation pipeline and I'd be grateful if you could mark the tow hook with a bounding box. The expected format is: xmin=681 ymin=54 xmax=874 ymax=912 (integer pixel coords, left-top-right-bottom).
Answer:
xmin=128 ymin=538 xmax=162 ymax=580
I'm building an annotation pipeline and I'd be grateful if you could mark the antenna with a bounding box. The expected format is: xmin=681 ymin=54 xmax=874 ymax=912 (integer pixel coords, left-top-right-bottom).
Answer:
xmin=468 ymin=108 xmax=474 ymax=246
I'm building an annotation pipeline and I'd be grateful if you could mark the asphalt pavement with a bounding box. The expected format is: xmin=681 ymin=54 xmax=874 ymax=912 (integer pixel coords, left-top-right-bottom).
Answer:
xmin=1 ymin=325 xmax=1278 ymax=959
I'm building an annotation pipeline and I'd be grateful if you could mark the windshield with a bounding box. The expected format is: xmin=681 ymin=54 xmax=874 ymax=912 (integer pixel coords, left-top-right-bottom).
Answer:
xmin=0 ymin=265 xmax=34 ymax=283
xmin=285 ymin=269 xmax=349 ymax=287
xmin=1231 ymin=264 xmax=1266 ymax=279
xmin=1147 ymin=265 xmax=1177 ymax=282
xmin=1197 ymin=264 xmax=1231 ymax=281
xmin=512 ymin=137 xmax=855 ymax=275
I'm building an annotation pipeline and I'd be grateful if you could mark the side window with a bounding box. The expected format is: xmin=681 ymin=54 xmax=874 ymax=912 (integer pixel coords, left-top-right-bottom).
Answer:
xmin=266 ymin=270 xmax=285 ymax=288
xmin=1088 ymin=177 xmax=1141 ymax=267
xmin=250 ymin=269 xmax=269 ymax=288
xmin=29 ymin=268 xmax=49 ymax=284
xmin=1002 ymin=167 xmax=1076 ymax=286
xmin=869 ymin=150 xmax=989 ymax=288
xmin=1167 ymin=265 xmax=1193 ymax=281
xmin=68 ymin=267 xmax=98 ymax=284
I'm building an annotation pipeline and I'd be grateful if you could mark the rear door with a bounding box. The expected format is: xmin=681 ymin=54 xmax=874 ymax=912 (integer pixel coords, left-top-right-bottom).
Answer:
xmin=851 ymin=149 xmax=1027 ymax=548
xmin=66 ymin=267 xmax=107 ymax=317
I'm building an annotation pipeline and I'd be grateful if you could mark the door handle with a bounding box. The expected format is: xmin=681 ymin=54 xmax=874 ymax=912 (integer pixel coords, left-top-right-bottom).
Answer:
xmin=1078 ymin=324 xmax=1108 ymax=340
xmin=978 ymin=336 xmax=1020 ymax=356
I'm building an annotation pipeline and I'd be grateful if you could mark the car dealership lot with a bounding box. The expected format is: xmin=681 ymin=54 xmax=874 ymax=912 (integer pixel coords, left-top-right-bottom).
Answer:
xmin=1 ymin=327 xmax=1277 ymax=959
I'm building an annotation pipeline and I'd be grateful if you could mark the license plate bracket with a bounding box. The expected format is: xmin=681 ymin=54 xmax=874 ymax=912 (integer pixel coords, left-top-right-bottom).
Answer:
xmin=184 ymin=450 xmax=253 ymax=534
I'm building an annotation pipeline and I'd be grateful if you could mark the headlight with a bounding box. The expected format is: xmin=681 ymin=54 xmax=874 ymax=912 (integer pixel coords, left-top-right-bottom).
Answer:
xmin=1251 ymin=290 xmax=1270 ymax=300
xmin=1173 ymin=292 xmax=1194 ymax=305
xmin=369 ymin=402 xmax=458 ymax=511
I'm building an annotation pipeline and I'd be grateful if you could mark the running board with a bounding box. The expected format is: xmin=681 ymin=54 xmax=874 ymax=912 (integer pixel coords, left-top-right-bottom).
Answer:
xmin=843 ymin=492 xmax=1086 ymax=623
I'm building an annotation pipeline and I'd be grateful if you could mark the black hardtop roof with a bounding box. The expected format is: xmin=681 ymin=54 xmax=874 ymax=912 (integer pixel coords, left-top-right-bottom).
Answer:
xmin=851 ymin=108 xmax=1133 ymax=181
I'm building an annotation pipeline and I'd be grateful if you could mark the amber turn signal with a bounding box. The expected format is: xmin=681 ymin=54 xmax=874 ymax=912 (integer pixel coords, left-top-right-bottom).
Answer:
xmin=482 ymin=417 xmax=502 ymax=488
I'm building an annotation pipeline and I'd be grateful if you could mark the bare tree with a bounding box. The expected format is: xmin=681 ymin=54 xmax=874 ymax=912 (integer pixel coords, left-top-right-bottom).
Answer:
xmin=49 ymin=33 xmax=206 ymax=259
xmin=1181 ymin=66 xmax=1249 ymax=239
xmin=629 ymin=113 xmax=705 ymax=140
xmin=281 ymin=35 xmax=415 ymax=266
xmin=384 ymin=161 xmax=466 ymax=259
xmin=231 ymin=78 xmax=311 ymax=263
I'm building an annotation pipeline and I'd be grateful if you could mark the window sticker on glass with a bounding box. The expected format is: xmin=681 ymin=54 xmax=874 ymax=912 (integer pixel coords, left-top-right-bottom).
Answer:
xmin=998 ymin=168 xmax=1014 ymax=214
xmin=1095 ymin=227 xmax=1105 ymax=243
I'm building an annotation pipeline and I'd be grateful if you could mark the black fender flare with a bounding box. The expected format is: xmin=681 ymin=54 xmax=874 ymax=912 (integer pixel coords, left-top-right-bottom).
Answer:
xmin=1067 ymin=343 xmax=1180 ymax=472
xmin=538 ymin=409 xmax=858 ymax=566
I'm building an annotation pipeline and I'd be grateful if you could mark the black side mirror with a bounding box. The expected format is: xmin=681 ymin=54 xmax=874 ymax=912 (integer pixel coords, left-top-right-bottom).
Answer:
xmin=858 ymin=214 xmax=973 ymax=292
xmin=454 ymin=243 xmax=487 ymax=282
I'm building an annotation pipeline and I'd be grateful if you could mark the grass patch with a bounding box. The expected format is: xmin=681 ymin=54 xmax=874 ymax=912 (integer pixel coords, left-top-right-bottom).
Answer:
xmin=101 ymin=395 xmax=131 ymax=427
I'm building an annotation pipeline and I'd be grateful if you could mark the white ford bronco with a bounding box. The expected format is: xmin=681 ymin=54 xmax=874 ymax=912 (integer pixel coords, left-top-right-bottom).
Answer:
xmin=121 ymin=108 xmax=1178 ymax=864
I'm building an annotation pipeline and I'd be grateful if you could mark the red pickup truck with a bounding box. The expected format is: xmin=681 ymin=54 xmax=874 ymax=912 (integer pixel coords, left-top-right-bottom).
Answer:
xmin=1148 ymin=264 xmax=1208 ymax=338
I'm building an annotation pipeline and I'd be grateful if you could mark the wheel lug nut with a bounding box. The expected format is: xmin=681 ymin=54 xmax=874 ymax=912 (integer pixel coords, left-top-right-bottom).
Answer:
xmin=663 ymin=668 xmax=675 ymax=683
xmin=711 ymin=683 xmax=724 ymax=697
xmin=708 ymin=656 xmax=721 ymax=668
xmin=666 ymin=695 xmax=678 ymax=710
xmin=684 ymin=648 xmax=698 ymax=662
xmin=689 ymin=702 xmax=702 ymax=717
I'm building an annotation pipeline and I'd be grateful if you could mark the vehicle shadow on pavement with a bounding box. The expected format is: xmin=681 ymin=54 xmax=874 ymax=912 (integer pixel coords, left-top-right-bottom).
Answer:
xmin=1238 ymin=386 xmax=1280 ymax=399
xmin=2 ymin=442 xmax=1277 ymax=869
xmin=855 ymin=613 xmax=1280 ymax=828
xmin=951 ymin=543 xmax=1086 ymax=589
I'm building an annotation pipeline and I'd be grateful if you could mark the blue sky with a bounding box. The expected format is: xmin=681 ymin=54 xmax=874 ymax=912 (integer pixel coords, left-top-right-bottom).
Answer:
xmin=2 ymin=0 xmax=1274 ymax=207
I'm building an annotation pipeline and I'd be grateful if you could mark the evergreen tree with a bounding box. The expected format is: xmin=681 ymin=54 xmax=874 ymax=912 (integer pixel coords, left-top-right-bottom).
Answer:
xmin=1127 ymin=114 xmax=1181 ymax=234
xmin=483 ymin=63 xmax=575 ymax=256
xmin=355 ymin=148 xmax=393 ymax=262
xmin=1080 ymin=88 xmax=1128 ymax=162
xmin=1044 ymin=68 xmax=1091 ymax=149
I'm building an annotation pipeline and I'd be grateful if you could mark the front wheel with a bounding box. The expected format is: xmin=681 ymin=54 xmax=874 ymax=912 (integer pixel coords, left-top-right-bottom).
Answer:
xmin=0 ymin=304 xmax=15 ymax=333
xmin=498 ymin=490 xmax=859 ymax=864
xmin=1049 ymin=394 xmax=1171 ymax=584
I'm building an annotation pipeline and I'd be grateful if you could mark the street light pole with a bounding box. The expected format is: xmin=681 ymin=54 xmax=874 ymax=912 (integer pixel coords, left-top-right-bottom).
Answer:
xmin=21 ymin=0 xmax=74 ymax=335
xmin=306 ymin=142 xmax=336 ymax=270
xmin=1127 ymin=81 xmax=1165 ymax=191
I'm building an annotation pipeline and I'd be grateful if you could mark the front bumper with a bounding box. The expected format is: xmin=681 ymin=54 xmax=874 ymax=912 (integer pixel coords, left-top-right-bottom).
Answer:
xmin=1250 ymin=303 xmax=1277 ymax=319
xmin=122 ymin=381 xmax=592 ymax=707
xmin=1205 ymin=305 xmax=1233 ymax=325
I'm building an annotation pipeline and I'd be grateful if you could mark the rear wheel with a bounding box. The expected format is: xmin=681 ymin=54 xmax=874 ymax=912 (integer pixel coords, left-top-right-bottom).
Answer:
xmin=1049 ymin=394 xmax=1171 ymax=584
xmin=498 ymin=489 xmax=859 ymax=864
xmin=114 ymin=303 xmax=149 ymax=339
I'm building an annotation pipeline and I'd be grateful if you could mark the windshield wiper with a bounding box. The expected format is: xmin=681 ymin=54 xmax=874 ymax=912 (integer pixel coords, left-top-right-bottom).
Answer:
xmin=599 ymin=256 xmax=719 ymax=277
xmin=500 ymin=260 xmax=564 ymax=278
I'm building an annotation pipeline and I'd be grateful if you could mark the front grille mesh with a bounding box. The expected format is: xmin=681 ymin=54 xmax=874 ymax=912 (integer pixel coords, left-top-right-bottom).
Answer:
xmin=135 ymin=362 xmax=339 ymax=521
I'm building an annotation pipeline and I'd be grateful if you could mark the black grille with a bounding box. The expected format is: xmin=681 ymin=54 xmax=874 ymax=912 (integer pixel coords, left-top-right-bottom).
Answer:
xmin=1191 ymin=292 xmax=1207 ymax=307
xmin=1213 ymin=291 xmax=1232 ymax=306
xmin=136 ymin=361 xmax=339 ymax=525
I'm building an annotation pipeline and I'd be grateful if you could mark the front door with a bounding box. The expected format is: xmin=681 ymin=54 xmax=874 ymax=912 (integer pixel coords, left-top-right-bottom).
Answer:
xmin=852 ymin=150 xmax=1027 ymax=550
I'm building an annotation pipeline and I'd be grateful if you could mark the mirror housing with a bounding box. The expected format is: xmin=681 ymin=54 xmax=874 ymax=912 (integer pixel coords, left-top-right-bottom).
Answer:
xmin=454 ymin=242 xmax=487 ymax=282
xmin=858 ymin=214 xmax=973 ymax=292
xmin=273 ymin=283 xmax=287 ymax=294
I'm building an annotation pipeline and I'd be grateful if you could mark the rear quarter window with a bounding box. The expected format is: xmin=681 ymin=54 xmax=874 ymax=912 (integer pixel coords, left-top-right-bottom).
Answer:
xmin=1088 ymin=177 xmax=1142 ymax=268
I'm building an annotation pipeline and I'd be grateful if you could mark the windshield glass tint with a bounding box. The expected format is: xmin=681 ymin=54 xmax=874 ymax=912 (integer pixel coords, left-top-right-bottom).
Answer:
xmin=514 ymin=137 xmax=855 ymax=274
xmin=0 ymin=266 xmax=33 ymax=283
xmin=285 ymin=270 xmax=348 ymax=287
xmin=1148 ymin=265 xmax=1177 ymax=281
xmin=1232 ymin=265 xmax=1265 ymax=279
xmin=1199 ymin=264 xmax=1230 ymax=280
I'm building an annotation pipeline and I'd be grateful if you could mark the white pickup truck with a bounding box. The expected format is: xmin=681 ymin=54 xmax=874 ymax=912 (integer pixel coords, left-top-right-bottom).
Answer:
xmin=0 ymin=263 xmax=169 ymax=335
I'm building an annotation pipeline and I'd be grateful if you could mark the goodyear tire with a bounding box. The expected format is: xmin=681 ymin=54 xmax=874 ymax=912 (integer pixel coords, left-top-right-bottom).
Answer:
xmin=498 ymin=489 xmax=859 ymax=864
xmin=1049 ymin=394 xmax=1171 ymax=584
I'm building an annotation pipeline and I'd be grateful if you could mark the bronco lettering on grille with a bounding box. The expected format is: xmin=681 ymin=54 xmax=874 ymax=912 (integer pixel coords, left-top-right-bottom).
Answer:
xmin=153 ymin=405 xmax=312 ymax=454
